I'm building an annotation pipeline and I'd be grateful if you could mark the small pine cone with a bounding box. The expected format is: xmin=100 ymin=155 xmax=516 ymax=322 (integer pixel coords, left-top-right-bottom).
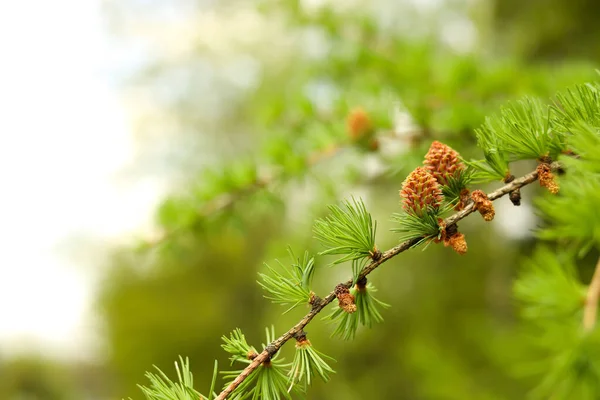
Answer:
xmin=471 ymin=190 xmax=495 ymax=221
xmin=400 ymin=167 xmax=443 ymax=216
xmin=444 ymin=232 xmax=468 ymax=255
xmin=537 ymin=163 xmax=559 ymax=194
xmin=355 ymin=276 xmax=368 ymax=291
xmin=424 ymin=141 xmax=465 ymax=186
xmin=294 ymin=330 xmax=310 ymax=347
xmin=335 ymin=284 xmax=357 ymax=313
xmin=347 ymin=108 xmax=372 ymax=141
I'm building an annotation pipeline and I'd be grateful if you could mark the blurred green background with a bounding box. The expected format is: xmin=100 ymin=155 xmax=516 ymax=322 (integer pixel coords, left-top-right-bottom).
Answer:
xmin=3 ymin=0 xmax=599 ymax=399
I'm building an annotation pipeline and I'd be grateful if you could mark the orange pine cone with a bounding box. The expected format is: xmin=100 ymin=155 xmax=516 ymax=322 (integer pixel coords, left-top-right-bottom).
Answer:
xmin=400 ymin=167 xmax=444 ymax=216
xmin=424 ymin=141 xmax=465 ymax=186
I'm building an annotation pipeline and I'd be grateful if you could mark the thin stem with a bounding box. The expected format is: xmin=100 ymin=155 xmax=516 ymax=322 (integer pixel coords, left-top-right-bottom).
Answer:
xmin=214 ymin=166 xmax=544 ymax=400
xmin=583 ymin=257 xmax=600 ymax=333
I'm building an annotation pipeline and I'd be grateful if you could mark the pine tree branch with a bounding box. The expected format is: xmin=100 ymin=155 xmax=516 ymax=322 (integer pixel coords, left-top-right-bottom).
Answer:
xmin=149 ymin=146 xmax=343 ymax=247
xmin=583 ymin=256 xmax=600 ymax=333
xmin=215 ymin=166 xmax=548 ymax=400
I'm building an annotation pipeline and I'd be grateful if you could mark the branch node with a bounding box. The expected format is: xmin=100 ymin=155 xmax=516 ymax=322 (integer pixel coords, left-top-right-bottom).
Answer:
xmin=309 ymin=292 xmax=322 ymax=309
xmin=293 ymin=329 xmax=309 ymax=346
xmin=265 ymin=344 xmax=278 ymax=358
xmin=356 ymin=276 xmax=368 ymax=291
xmin=370 ymin=246 xmax=382 ymax=261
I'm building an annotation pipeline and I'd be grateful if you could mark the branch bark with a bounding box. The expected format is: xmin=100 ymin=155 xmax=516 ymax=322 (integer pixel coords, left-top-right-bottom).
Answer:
xmin=215 ymin=166 xmax=543 ymax=400
xmin=583 ymin=257 xmax=600 ymax=332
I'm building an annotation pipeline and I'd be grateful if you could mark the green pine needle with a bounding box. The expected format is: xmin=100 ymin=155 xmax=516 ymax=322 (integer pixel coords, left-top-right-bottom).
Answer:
xmin=522 ymin=322 xmax=600 ymax=400
xmin=514 ymin=247 xmax=585 ymax=322
xmin=221 ymin=329 xmax=257 ymax=365
xmin=552 ymin=82 xmax=600 ymax=133
xmin=486 ymin=97 xmax=564 ymax=160
xmin=391 ymin=208 xmax=443 ymax=249
xmin=221 ymin=362 xmax=292 ymax=400
xmin=440 ymin=168 xmax=473 ymax=207
xmin=326 ymin=283 xmax=390 ymax=340
xmin=535 ymin=121 xmax=600 ymax=256
xmin=257 ymin=249 xmax=316 ymax=314
xmin=135 ymin=356 xmax=211 ymax=400
xmin=468 ymin=117 xmax=512 ymax=182
xmin=313 ymin=197 xmax=378 ymax=273
xmin=287 ymin=340 xmax=336 ymax=392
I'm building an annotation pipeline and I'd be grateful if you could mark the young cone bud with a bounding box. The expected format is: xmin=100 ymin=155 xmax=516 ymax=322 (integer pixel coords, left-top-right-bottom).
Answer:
xmin=335 ymin=284 xmax=357 ymax=313
xmin=424 ymin=141 xmax=465 ymax=186
xmin=294 ymin=330 xmax=310 ymax=347
xmin=509 ymin=188 xmax=522 ymax=206
xmin=346 ymin=108 xmax=372 ymax=141
xmin=504 ymin=174 xmax=522 ymax=206
xmin=471 ymin=190 xmax=495 ymax=221
xmin=355 ymin=276 xmax=368 ymax=292
xmin=537 ymin=163 xmax=559 ymax=194
xmin=400 ymin=167 xmax=443 ymax=216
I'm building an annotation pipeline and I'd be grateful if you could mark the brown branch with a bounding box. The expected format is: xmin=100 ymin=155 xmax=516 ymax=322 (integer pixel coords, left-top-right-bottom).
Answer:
xmin=583 ymin=257 xmax=600 ymax=332
xmin=214 ymin=166 xmax=544 ymax=399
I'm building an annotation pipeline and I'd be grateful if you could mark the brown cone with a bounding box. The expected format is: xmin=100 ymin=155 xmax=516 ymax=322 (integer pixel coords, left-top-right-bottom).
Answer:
xmin=471 ymin=190 xmax=495 ymax=221
xmin=444 ymin=232 xmax=468 ymax=255
xmin=537 ymin=163 xmax=559 ymax=194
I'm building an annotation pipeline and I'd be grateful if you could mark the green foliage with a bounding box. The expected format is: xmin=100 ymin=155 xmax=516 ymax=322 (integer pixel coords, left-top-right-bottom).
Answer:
xmin=257 ymin=249 xmax=316 ymax=314
xmin=514 ymin=248 xmax=600 ymax=400
xmin=287 ymin=340 xmax=335 ymax=392
xmin=514 ymin=247 xmax=584 ymax=321
xmin=536 ymin=119 xmax=600 ymax=255
xmin=440 ymin=168 xmax=474 ymax=206
xmin=391 ymin=207 xmax=445 ymax=248
xmin=568 ymin=122 xmax=600 ymax=173
xmin=552 ymin=82 xmax=600 ymax=132
xmin=468 ymin=118 xmax=512 ymax=182
xmin=327 ymin=283 xmax=390 ymax=341
xmin=536 ymin=168 xmax=600 ymax=256
xmin=313 ymin=197 xmax=378 ymax=281
xmin=486 ymin=97 xmax=562 ymax=160
xmin=530 ymin=330 xmax=600 ymax=400
xmin=222 ymin=329 xmax=257 ymax=365
xmin=135 ymin=357 xmax=214 ymax=400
